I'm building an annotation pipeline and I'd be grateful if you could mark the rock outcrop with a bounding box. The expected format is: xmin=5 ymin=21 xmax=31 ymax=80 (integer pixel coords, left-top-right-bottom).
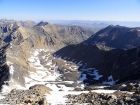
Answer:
xmin=66 ymin=92 xmax=140 ymax=105
xmin=0 ymin=85 xmax=50 ymax=105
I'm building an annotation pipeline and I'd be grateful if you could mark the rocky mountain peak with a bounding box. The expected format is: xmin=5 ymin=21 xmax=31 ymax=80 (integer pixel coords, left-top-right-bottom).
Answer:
xmin=106 ymin=24 xmax=126 ymax=29
xmin=0 ymin=22 xmax=19 ymax=34
xmin=84 ymin=25 xmax=140 ymax=49
xmin=0 ymin=18 xmax=15 ymax=24
xmin=11 ymin=22 xmax=20 ymax=30
xmin=0 ymin=18 xmax=7 ymax=21
xmin=109 ymin=24 xmax=114 ymax=27
xmin=36 ymin=21 xmax=49 ymax=26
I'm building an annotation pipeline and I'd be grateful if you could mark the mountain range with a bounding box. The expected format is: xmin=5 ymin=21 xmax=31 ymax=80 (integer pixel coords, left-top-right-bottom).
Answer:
xmin=0 ymin=19 xmax=140 ymax=85
xmin=0 ymin=19 xmax=140 ymax=104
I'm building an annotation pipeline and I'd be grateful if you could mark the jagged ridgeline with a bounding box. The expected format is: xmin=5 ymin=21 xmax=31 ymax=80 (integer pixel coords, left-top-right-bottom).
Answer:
xmin=84 ymin=25 xmax=140 ymax=50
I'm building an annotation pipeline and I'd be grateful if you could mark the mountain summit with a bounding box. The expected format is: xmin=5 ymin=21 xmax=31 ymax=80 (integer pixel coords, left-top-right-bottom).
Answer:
xmin=85 ymin=25 xmax=140 ymax=49
xmin=36 ymin=21 xmax=49 ymax=26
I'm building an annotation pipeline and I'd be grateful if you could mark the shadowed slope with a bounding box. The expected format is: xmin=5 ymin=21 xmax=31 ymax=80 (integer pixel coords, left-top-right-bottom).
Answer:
xmin=54 ymin=44 xmax=140 ymax=85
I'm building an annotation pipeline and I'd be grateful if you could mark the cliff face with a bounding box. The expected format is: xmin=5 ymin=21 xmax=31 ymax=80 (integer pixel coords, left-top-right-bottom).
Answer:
xmin=0 ymin=42 xmax=25 ymax=90
xmin=0 ymin=43 xmax=9 ymax=89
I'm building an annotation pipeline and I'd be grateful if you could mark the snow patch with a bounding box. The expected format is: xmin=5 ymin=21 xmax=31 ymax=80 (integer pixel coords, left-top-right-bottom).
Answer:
xmin=88 ymin=70 xmax=103 ymax=80
xmin=80 ymin=68 xmax=103 ymax=81
xmin=78 ymin=74 xmax=87 ymax=83
xmin=10 ymin=43 xmax=12 ymax=48
xmin=77 ymin=61 xmax=83 ymax=66
xmin=33 ymin=50 xmax=39 ymax=56
xmin=91 ymin=90 xmax=117 ymax=93
xmin=103 ymin=75 xmax=117 ymax=85
xmin=9 ymin=65 xmax=14 ymax=75
xmin=45 ymin=83 xmax=88 ymax=105
xmin=122 ymin=84 xmax=126 ymax=87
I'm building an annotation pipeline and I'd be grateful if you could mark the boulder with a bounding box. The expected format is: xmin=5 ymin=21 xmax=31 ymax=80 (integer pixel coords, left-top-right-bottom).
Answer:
xmin=29 ymin=84 xmax=52 ymax=95
xmin=121 ymin=84 xmax=136 ymax=92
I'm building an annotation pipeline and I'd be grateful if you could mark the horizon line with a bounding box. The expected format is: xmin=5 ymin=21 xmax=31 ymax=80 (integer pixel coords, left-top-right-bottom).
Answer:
xmin=1 ymin=18 xmax=140 ymax=23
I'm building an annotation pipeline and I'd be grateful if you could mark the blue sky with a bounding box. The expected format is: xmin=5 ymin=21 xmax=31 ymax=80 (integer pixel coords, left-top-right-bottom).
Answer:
xmin=0 ymin=0 xmax=140 ymax=21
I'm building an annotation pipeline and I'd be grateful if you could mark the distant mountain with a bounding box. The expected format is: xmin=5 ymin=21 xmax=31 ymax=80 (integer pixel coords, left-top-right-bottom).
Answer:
xmin=85 ymin=25 xmax=140 ymax=49
xmin=0 ymin=18 xmax=15 ymax=24
xmin=0 ymin=21 xmax=92 ymax=46
xmin=52 ymin=20 xmax=108 ymax=33
xmin=18 ymin=20 xmax=36 ymax=28
xmin=0 ymin=22 xmax=22 ymax=44
xmin=32 ymin=21 xmax=93 ymax=45
xmin=49 ymin=20 xmax=140 ymax=27
xmin=0 ymin=18 xmax=36 ymax=28
xmin=35 ymin=21 xmax=49 ymax=26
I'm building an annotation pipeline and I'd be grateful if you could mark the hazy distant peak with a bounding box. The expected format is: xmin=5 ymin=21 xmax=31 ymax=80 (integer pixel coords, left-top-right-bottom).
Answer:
xmin=106 ymin=24 xmax=127 ymax=29
xmin=0 ymin=18 xmax=15 ymax=24
xmin=0 ymin=18 xmax=15 ymax=22
xmin=0 ymin=18 xmax=7 ymax=21
xmin=115 ymin=25 xmax=126 ymax=28
xmin=36 ymin=21 xmax=49 ymax=26
xmin=108 ymin=24 xmax=114 ymax=27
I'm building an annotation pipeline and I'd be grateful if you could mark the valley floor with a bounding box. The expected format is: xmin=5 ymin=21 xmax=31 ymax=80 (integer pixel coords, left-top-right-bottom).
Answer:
xmin=0 ymin=49 xmax=140 ymax=105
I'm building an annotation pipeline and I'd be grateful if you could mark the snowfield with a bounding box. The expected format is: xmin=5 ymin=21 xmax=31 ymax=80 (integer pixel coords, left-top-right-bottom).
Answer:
xmin=0 ymin=49 xmax=121 ymax=105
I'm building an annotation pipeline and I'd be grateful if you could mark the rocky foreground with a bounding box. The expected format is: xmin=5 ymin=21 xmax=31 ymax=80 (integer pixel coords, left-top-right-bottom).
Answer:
xmin=65 ymin=82 xmax=140 ymax=105
xmin=0 ymin=83 xmax=140 ymax=105
xmin=0 ymin=85 xmax=50 ymax=105
xmin=66 ymin=92 xmax=140 ymax=105
xmin=0 ymin=89 xmax=140 ymax=105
